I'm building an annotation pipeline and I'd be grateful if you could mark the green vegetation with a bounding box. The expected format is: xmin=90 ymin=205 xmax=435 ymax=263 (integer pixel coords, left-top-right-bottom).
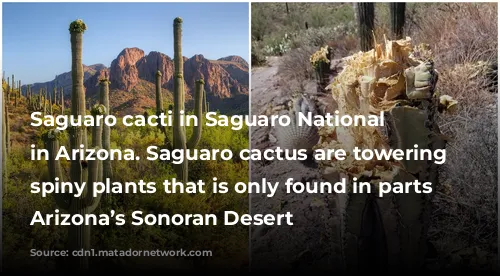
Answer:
xmin=3 ymin=17 xmax=248 ymax=271
xmin=251 ymin=3 xmax=356 ymax=64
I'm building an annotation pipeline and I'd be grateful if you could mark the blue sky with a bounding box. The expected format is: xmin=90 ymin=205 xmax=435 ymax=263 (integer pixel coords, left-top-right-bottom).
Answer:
xmin=2 ymin=2 xmax=249 ymax=84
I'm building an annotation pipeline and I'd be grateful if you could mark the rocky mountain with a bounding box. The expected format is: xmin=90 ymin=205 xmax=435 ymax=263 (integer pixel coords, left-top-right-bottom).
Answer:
xmin=26 ymin=64 xmax=106 ymax=98
xmin=23 ymin=48 xmax=249 ymax=115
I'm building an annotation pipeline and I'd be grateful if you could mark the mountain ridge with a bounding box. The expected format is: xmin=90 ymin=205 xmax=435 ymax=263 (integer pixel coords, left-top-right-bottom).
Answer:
xmin=22 ymin=48 xmax=249 ymax=115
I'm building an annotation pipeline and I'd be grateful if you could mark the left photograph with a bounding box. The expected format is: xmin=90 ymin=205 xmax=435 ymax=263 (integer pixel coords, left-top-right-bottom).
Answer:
xmin=2 ymin=2 xmax=249 ymax=272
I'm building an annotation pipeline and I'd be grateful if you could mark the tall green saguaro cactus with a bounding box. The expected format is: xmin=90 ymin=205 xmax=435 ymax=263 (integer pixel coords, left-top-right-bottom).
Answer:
xmin=10 ymin=74 xmax=14 ymax=102
xmin=70 ymin=20 xmax=88 ymax=149
xmin=4 ymin=89 xmax=9 ymax=155
xmin=99 ymin=76 xmax=112 ymax=182
xmin=2 ymin=86 xmax=7 ymax=192
xmin=172 ymin=17 xmax=204 ymax=182
xmin=173 ymin=17 xmax=188 ymax=182
xmin=14 ymin=86 xmax=18 ymax=107
xmin=44 ymin=19 xmax=103 ymax=270
xmin=356 ymin=3 xmax=375 ymax=52
xmin=389 ymin=3 xmax=406 ymax=39
xmin=60 ymin=87 xmax=65 ymax=114
xmin=155 ymin=70 xmax=164 ymax=115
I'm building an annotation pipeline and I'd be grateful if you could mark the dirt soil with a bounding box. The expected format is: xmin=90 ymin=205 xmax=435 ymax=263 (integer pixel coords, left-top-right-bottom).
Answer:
xmin=249 ymin=57 xmax=343 ymax=272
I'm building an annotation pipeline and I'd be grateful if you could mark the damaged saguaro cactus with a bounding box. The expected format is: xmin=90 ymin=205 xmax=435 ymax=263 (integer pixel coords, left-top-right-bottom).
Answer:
xmin=172 ymin=17 xmax=205 ymax=182
xmin=316 ymin=37 xmax=455 ymax=272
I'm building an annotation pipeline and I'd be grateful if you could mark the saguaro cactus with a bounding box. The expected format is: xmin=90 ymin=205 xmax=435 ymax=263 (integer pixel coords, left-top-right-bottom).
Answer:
xmin=4 ymin=91 xmax=9 ymax=155
xmin=356 ymin=3 xmax=375 ymax=51
xmin=10 ymin=74 xmax=14 ymax=102
xmin=187 ymin=79 xmax=204 ymax=149
xmin=98 ymin=76 xmax=112 ymax=182
xmin=172 ymin=17 xmax=204 ymax=182
xmin=155 ymin=70 xmax=164 ymax=115
xmin=390 ymin=3 xmax=406 ymax=39
xmin=70 ymin=19 xmax=88 ymax=149
xmin=2 ymin=86 xmax=7 ymax=192
xmin=60 ymin=87 xmax=65 ymax=114
xmin=316 ymin=38 xmax=447 ymax=273
xmin=44 ymin=19 xmax=103 ymax=270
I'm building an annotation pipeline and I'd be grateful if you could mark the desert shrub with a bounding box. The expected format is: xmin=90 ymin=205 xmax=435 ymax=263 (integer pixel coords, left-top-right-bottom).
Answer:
xmin=401 ymin=2 xmax=498 ymax=261
xmin=407 ymin=3 xmax=497 ymax=66
xmin=261 ymin=33 xmax=292 ymax=56
xmin=251 ymin=3 xmax=357 ymax=59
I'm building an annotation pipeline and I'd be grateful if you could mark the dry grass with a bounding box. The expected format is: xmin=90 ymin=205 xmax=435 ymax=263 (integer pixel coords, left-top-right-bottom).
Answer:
xmin=256 ymin=2 xmax=498 ymax=268
xmin=401 ymin=4 xmax=498 ymax=264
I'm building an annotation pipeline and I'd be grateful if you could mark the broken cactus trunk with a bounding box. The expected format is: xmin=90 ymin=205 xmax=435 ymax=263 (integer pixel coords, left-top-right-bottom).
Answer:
xmin=315 ymin=37 xmax=455 ymax=272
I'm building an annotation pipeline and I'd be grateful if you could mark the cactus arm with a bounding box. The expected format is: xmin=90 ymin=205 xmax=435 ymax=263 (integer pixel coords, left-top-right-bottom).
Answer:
xmin=82 ymin=148 xmax=101 ymax=212
xmin=187 ymin=79 xmax=204 ymax=149
xmin=43 ymin=129 xmax=72 ymax=211
xmin=155 ymin=70 xmax=164 ymax=114
xmin=98 ymin=78 xmax=112 ymax=193
xmin=91 ymin=104 xmax=105 ymax=182
xmin=202 ymin=86 xmax=207 ymax=113
xmin=155 ymin=69 xmax=172 ymax=151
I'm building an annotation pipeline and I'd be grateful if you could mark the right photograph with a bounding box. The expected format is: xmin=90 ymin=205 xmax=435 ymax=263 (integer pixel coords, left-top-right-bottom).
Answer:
xmin=250 ymin=2 xmax=498 ymax=273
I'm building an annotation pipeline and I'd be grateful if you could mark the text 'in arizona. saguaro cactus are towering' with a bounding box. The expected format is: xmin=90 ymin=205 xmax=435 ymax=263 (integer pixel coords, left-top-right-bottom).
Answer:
xmin=44 ymin=19 xmax=103 ymax=270
xmin=172 ymin=17 xmax=205 ymax=183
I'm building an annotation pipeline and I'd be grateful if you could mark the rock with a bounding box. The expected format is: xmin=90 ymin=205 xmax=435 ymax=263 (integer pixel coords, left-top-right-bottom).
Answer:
xmin=109 ymin=47 xmax=144 ymax=91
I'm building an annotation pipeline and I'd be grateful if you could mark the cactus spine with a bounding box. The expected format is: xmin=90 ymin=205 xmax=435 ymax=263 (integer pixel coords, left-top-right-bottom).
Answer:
xmin=389 ymin=3 xmax=406 ymax=39
xmin=356 ymin=3 xmax=375 ymax=51
xmin=99 ymin=75 xmax=112 ymax=182
xmin=44 ymin=19 xmax=103 ymax=270
xmin=172 ymin=17 xmax=204 ymax=182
